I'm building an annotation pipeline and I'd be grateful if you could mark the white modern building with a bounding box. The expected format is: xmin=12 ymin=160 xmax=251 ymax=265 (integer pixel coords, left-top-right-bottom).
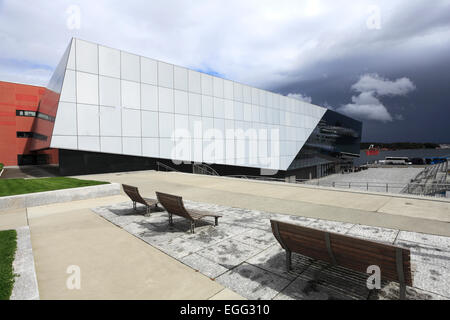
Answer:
xmin=30 ymin=38 xmax=362 ymax=178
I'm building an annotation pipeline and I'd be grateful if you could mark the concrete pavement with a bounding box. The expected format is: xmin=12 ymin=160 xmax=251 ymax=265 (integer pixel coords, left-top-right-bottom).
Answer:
xmin=1 ymin=195 xmax=244 ymax=300
xmin=75 ymin=170 xmax=450 ymax=237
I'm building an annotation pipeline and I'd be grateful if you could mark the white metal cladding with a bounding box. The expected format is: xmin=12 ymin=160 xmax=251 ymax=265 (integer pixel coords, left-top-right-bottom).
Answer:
xmin=51 ymin=38 xmax=327 ymax=171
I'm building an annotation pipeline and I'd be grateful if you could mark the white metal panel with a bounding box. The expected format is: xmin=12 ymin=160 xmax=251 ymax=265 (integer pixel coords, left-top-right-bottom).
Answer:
xmin=121 ymin=80 xmax=141 ymax=109
xmin=174 ymin=90 xmax=188 ymax=114
xmin=122 ymin=108 xmax=141 ymax=137
xmin=159 ymin=112 xmax=174 ymax=138
xmin=76 ymin=72 xmax=98 ymax=105
xmin=243 ymin=103 xmax=252 ymax=122
xmin=99 ymin=46 xmax=120 ymax=78
xmin=213 ymin=97 xmax=225 ymax=119
xmin=224 ymin=99 xmax=234 ymax=120
xmin=243 ymin=85 xmax=252 ymax=104
xmin=141 ymin=57 xmax=158 ymax=85
xmin=101 ymin=136 xmax=122 ymax=154
xmin=78 ymin=136 xmax=100 ymax=152
xmin=122 ymin=137 xmax=142 ymax=156
xmin=121 ymin=51 xmax=140 ymax=82
xmin=50 ymin=135 xmax=77 ymax=149
xmin=60 ymin=69 xmax=76 ymax=103
xmin=188 ymin=70 xmax=201 ymax=93
xmin=213 ymin=77 xmax=224 ymax=98
xmin=77 ymin=104 xmax=99 ymax=136
xmin=160 ymin=138 xmax=174 ymax=159
xmin=174 ymin=114 xmax=189 ymax=132
xmin=234 ymin=101 xmax=244 ymax=121
xmin=99 ymin=106 xmax=121 ymax=137
xmin=251 ymin=88 xmax=259 ymax=105
xmin=158 ymin=87 xmax=174 ymax=113
xmin=67 ymin=39 xmax=76 ymax=70
xmin=142 ymin=137 xmax=159 ymax=158
xmin=188 ymin=92 xmax=201 ymax=116
xmin=233 ymin=82 xmax=243 ymax=102
xmin=75 ymin=39 xmax=98 ymax=74
xmin=174 ymin=66 xmax=188 ymax=91
xmin=201 ymin=95 xmax=214 ymax=118
xmin=53 ymin=102 xmax=77 ymax=136
xmin=201 ymin=74 xmax=213 ymax=96
xmin=141 ymin=83 xmax=158 ymax=111
xmin=223 ymin=80 xmax=233 ymax=100
xmin=189 ymin=115 xmax=202 ymax=139
xmin=141 ymin=110 xmax=159 ymax=137
xmin=158 ymin=61 xmax=174 ymax=88
xmin=99 ymin=76 xmax=120 ymax=107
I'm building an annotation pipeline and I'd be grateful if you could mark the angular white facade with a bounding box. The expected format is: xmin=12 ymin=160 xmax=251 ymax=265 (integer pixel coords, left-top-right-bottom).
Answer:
xmin=49 ymin=38 xmax=327 ymax=171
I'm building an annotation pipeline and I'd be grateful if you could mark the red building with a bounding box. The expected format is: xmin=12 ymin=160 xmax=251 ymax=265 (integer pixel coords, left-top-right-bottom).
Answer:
xmin=0 ymin=80 xmax=58 ymax=166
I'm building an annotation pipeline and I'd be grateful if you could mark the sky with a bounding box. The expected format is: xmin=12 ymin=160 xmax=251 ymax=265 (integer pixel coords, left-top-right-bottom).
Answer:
xmin=0 ymin=0 xmax=449 ymax=143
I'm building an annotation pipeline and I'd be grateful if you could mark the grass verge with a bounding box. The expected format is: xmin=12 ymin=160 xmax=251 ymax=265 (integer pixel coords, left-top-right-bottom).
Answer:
xmin=0 ymin=230 xmax=17 ymax=300
xmin=0 ymin=177 xmax=109 ymax=197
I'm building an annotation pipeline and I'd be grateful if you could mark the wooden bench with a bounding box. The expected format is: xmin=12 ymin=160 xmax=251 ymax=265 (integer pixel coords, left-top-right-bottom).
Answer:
xmin=156 ymin=192 xmax=222 ymax=233
xmin=122 ymin=184 xmax=159 ymax=215
xmin=270 ymin=220 xmax=413 ymax=300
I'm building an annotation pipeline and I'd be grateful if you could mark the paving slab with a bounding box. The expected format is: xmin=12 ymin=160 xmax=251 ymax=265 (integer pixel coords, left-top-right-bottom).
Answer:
xmin=274 ymin=275 xmax=354 ymax=300
xmin=0 ymin=208 xmax=27 ymax=231
xmin=307 ymin=219 xmax=354 ymax=234
xmin=215 ymin=263 xmax=291 ymax=300
xmin=180 ymin=253 xmax=229 ymax=279
xmin=346 ymin=224 xmax=399 ymax=244
xmin=91 ymin=196 xmax=450 ymax=300
xmin=246 ymin=245 xmax=313 ymax=281
xmin=196 ymin=239 xmax=264 ymax=269
xmin=396 ymin=231 xmax=450 ymax=249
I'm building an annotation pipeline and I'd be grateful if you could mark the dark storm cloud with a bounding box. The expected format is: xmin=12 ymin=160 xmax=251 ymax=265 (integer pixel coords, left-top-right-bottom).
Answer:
xmin=0 ymin=0 xmax=449 ymax=142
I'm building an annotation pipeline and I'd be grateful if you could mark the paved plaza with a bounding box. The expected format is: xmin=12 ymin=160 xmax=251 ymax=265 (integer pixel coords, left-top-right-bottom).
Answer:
xmin=92 ymin=199 xmax=450 ymax=300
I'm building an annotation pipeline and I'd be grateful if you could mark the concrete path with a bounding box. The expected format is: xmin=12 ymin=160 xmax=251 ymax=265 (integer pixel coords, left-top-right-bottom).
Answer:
xmin=0 ymin=195 xmax=243 ymax=300
xmin=75 ymin=171 xmax=450 ymax=237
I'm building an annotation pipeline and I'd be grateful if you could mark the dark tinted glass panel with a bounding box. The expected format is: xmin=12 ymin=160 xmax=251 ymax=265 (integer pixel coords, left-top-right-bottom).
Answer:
xmin=288 ymin=109 xmax=362 ymax=171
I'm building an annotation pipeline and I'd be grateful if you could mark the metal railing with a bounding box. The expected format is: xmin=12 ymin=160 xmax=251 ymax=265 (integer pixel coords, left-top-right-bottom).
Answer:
xmin=156 ymin=161 xmax=179 ymax=172
xmin=225 ymin=175 xmax=449 ymax=197
xmin=192 ymin=163 xmax=220 ymax=176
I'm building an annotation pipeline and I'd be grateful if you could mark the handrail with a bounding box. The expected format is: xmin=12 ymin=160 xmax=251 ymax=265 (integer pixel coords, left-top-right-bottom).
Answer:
xmin=192 ymin=163 xmax=220 ymax=176
xmin=156 ymin=161 xmax=179 ymax=172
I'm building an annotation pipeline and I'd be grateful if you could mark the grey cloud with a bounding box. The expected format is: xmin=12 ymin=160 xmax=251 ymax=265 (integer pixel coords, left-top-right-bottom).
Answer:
xmin=336 ymin=74 xmax=416 ymax=122
xmin=287 ymin=93 xmax=312 ymax=103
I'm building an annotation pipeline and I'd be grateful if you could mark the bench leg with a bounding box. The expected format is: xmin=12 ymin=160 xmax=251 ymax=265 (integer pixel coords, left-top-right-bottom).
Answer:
xmin=399 ymin=283 xmax=406 ymax=300
xmin=133 ymin=201 xmax=136 ymax=210
xmin=286 ymin=250 xmax=292 ymax=271
xmin=191 ymin=221 xmax=195 ymax=234
xmin=214 ymin=217 xmax=218 ymax=226
xmin=169 ymin=213 xmax=173 ymax=226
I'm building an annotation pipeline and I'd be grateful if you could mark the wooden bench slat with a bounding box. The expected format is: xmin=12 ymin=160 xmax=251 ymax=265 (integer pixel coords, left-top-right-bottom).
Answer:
xmin=271 ymin=219 xmax=413 ymax=298
xmin=156 ymin=192 xmax=221 ymax=233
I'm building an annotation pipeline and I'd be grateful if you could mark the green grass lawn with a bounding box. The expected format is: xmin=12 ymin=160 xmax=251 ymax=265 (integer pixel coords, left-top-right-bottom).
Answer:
xmin=0 ymin=177 xmax=109 ymax=197
xmin=0 ymin=230 xmax=17 ymax=300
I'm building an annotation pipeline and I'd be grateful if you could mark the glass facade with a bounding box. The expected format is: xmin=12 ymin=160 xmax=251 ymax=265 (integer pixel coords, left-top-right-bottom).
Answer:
xmin=287 ymin=109 xmax=362 ymax=178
